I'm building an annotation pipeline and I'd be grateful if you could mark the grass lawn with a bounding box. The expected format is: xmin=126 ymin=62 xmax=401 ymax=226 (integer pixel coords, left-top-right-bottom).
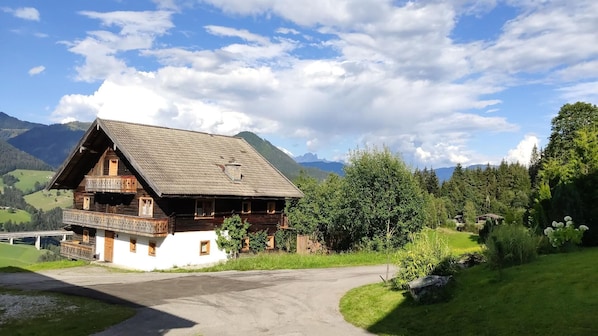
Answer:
xmin=0 ymin=243 xmax=46 ymax=267
xmin=0 ymin=287 xmax=135 ymax=336
xmin=172 ymin=250 xmax=389 ymax=272
xmin=340 ymin=248 xmax=598 ymax=336
xmin=24 ymin=189 xmax=73 ymax=211
xmin=1 ymin=169 xmax=55 ymax=194
xmin=432 ymin=227 xmax=482 ymax=255
xmin=0 ymin=208 xmax=31 ymax=224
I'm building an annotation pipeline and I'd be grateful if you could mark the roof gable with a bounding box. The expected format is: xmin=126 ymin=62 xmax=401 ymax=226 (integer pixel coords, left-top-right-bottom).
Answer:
xmin=50 ymin=119 xmax=303 ymax=199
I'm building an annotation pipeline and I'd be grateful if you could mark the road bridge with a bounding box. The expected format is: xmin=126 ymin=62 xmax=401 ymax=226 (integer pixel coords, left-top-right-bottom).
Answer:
xmin=0 ymin=230 xmax=74 ymax=250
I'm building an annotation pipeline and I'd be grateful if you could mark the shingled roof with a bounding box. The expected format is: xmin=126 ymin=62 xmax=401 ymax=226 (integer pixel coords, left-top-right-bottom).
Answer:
xmin=49 ymin=118 xmax=303 ymax=199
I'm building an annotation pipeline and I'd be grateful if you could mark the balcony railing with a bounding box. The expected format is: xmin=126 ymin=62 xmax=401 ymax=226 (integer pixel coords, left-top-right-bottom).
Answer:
xmin=85 ymin=175 xmax=138 ymax=193
xmin=61 ymin=241 xmax=96 ymax=260
xmin=63 ymin=209 xmax=169 ymax=237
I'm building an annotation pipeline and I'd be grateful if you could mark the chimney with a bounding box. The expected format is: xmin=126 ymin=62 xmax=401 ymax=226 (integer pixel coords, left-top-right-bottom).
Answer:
xmin=225 ymin=160 xmax=242 ymax=182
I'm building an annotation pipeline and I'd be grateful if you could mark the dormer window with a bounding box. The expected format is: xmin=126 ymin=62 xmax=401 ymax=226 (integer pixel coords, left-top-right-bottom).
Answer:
xmin=224 ymin=162 xmax=242 ymax=182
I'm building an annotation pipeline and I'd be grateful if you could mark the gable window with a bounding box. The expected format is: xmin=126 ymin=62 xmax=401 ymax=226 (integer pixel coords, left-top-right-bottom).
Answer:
xmin=200 ymin=240 xmax=210 ymax=256
xmin=83 ymin=196 xmax=92 ymax=210
xmin=267 ymin=201 xmax=276 ymax=214
xmin=108 ymin=159 xmax=118 ymax=176
xmin=195 ymin=199 xmax=215 ymax=218
xmin=148 ymin=241 xmax=156 ymax=256
xmin=130 ymin=238 xmax=137 ymax=253
xmin=82 ymin=229 xmax=90 ymax=244
xmin=139 ymin=197 xmax=154 ymax=217
xmin=242 ymin=201 xmax=251 ymax=214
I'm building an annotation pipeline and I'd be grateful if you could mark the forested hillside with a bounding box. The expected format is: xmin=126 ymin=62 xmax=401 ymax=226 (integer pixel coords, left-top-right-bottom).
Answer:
xmin=8 ymin=121 xmax=90 ymax=167
xmin=0 ymin=140 xmax=53 ymax=175
xmin=235 ymin=131 xmax=330 ymax=181
xmin=0 ymin=111 xmax=43 ymax=140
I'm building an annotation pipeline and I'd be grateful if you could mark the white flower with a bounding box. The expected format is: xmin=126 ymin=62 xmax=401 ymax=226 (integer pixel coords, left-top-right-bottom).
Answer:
xmin=564 ymin=216 xmax=572 ymax=222
xmin=555 ymin=222 xmax=565 ymax=228
xmin=566 ymin=220 xmax=574 ymax=227
xmin=552 ymin=221 xmax=558 ymax=227
xmin=544 ymin=227 xmax=555 ymax=236
xmin=579 ymin=225 xmax=589 ymax=231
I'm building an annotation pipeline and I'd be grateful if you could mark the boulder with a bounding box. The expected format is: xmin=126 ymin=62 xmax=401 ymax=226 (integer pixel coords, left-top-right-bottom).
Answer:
xmin=407 ymin=275 xmax=452 ymax=304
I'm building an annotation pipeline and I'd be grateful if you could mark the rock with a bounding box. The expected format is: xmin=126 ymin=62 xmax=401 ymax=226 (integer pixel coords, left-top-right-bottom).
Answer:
xmin=457 ymin=252 xmax=485 ymax=269
xmin=407 ymin=275 xmax=452 ymax=304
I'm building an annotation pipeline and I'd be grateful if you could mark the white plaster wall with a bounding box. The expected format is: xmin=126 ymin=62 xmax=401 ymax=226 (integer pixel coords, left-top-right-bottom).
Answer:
xmin=101 ymin=230 xmax=227 ymax=271
xmin=96 ymin=230 xmax=105 ymax=261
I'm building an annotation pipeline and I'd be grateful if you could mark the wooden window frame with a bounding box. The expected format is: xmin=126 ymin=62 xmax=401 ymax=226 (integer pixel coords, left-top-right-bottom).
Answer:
xmin=267 ymin=201 xmax=276 ymax=214
xmin=82 ymin=229 xmax=90 ymax=244
xmin=130 ymin=238 xmax=137 ymax=253
xmin=83 ymin=196 xmax=92 ymax=210
xmin=200 ymin=240 xmax=210 ymax=256
xmin=241 ymin=201 xmax=252 ymax=214
xmin=148 ymin=241 xmax=156 ymax=256
xmin=195 ymin=199 xmax=215 ymax=219
xmin=241 ymin=237 xmax=250 ymax=252
xmin=139 ymin=197 xmax=154 ymax=217
xmin=108 ymin=159 xmax=119 ymax=176
xmin=266 ymin=235 xmax=275 ymax=250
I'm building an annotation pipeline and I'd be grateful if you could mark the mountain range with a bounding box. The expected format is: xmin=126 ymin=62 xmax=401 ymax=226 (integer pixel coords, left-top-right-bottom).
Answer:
xmin=0 ymin=112 xmax=470 ymax=182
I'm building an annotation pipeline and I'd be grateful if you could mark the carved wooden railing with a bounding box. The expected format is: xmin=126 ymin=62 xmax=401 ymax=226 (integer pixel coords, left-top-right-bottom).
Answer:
xmin=63 ymin=209 xmax=169 ymax=237
xmin=61 ymin=241 xmax=96 ymax=260
xmin=85 ymin=175 xmax=138 ymax=193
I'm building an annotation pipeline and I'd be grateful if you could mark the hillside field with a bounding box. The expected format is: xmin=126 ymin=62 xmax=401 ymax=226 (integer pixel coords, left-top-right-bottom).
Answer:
xmin=24 ymin=189 xmax=73 ymax=211
xmin=0 ymin=169 xmax=55 ymax=193
xmin=0 ymin=243 xmax=46 ymax=267
xmin=0 ymin=208 xmax=31 ymax=224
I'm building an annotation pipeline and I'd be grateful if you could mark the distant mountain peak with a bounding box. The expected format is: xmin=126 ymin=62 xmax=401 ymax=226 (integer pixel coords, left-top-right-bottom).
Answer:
xmin=295 ymin=152 xmax=321 ymax=163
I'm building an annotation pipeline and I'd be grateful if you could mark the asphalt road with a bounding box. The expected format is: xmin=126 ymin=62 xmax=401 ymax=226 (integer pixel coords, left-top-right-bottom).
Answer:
xmin=0 ymin=265 xmax=391 ymax=335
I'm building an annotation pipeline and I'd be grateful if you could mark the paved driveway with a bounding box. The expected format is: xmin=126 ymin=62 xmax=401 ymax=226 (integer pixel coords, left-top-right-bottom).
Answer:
xmin=0 ymin=265 xmax=391 ymax=335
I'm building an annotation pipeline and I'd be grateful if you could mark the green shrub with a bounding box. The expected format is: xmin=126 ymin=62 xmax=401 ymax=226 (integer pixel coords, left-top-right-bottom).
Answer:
xmin=393 ymin=229 xmax=456 ymax=289
xmin=248 ymin=230 xmax=268 ymax=253
xmin=275 ymin=228 xmax=296 ymax=252
xmin=485 ymin=224 xmax=537 ymax=269
xmin=543 ymin=216 xmax=588 ymax=251
xmin=215 ymin=215 xmax=250 ymax=259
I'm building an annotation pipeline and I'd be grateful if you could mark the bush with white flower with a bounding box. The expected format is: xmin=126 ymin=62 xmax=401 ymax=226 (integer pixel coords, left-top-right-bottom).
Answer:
xmin=543 ymin=216 xmax=589 ymax=249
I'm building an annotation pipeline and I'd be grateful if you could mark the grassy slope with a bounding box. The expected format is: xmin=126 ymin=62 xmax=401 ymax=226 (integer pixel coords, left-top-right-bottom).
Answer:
xmin=0 ymin=208 xmax=31 ymax=224
xmin=24 ymin=189 xmax=73 ymax=211
xmin=1 ymin=169 xmax=55 ymax=193
xmin=341 ymin=248 xmax=598 ymax=336
xmin=0 ymin=243 xmax=46 ymax=267
xmin=432 ymin=227 xmax=482 ymax=254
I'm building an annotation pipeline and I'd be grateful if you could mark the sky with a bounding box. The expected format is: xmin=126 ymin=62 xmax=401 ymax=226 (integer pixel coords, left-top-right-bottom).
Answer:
xmin=1 ymin=0 xmax=597 ymax=168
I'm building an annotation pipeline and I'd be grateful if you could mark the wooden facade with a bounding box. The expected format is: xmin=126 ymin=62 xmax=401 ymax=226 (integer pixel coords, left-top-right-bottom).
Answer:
xmin=50 ymin=119 xmax=303 ymax=267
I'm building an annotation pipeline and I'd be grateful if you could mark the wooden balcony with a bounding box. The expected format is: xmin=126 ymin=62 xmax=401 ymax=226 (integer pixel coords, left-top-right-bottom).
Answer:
xmin=63 ymin=209 xmax=169 ymax=237
xmin=61 ymin=240 xmax=96 ymax=260
xmin=85 ymin=175 xmax=138 ymax=193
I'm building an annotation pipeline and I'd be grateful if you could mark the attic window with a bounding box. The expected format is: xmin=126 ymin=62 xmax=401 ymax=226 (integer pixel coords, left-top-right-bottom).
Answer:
xmin=224 ymin=162 xmax=242 ymax=182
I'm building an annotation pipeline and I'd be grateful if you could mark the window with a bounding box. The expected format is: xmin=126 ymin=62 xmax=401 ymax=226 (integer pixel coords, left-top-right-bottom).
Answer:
xmin=130 ymin=238 xmax=137 ymax=253
xmin=83 ymin=196 xmax=92 ymax=210
xmin=108 ymin=159 xmax=118 ymax=176
xmin=148 ymin=241 xmax=156 ymax=256
xmin=82 ymin=229 xmax=90 ymax=243
xmin=241 ymin=237 xmax=249 ymax=252
xmin=139 ymin=197 xmax=153 ymax=217
xmin=200 ymin=240 xmax=210 ymax=255
xmin=267 ymin=235 xmax=275 ymax=250
xmin=242 ymin=201 xmax=251 ymax=214
xmin=195 ymin=199 xmax=215 ymax=218
xmin=267 ymin=202 xmax=276 ymax=214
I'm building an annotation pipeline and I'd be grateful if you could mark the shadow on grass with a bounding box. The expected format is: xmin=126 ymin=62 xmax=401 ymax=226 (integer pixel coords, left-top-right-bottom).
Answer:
xmin=0 ymin=266 xmax=196 ymax=335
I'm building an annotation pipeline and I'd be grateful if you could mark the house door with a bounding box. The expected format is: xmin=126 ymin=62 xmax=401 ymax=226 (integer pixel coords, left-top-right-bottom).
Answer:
xmin=104 ymin=230 xmax=114 ymax=262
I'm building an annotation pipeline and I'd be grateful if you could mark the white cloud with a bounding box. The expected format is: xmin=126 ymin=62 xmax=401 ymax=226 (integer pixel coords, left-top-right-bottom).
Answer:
xmin=28 ymin=65 xmax=45 ymax=76
xmin=505 ymin=134 xmax=539 ymax=165
xmin=3 ymin=7 xmax=40 ymax=21
xmin=51 ymin=1 xmax=598 ymax=167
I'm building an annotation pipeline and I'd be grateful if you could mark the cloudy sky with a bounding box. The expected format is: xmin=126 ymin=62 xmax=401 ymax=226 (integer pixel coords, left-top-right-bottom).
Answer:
xmin=1 ymin=1 xmax=597 ymax=168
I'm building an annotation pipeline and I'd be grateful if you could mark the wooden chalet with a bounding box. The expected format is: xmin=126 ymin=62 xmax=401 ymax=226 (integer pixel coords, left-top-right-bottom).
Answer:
xmin=49 ymin=118 xmax=303 ymax=270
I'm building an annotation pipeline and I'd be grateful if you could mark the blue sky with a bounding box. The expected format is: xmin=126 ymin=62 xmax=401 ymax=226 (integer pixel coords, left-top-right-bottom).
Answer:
xmin=1 ymin=0 xmax=597 ymax=168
